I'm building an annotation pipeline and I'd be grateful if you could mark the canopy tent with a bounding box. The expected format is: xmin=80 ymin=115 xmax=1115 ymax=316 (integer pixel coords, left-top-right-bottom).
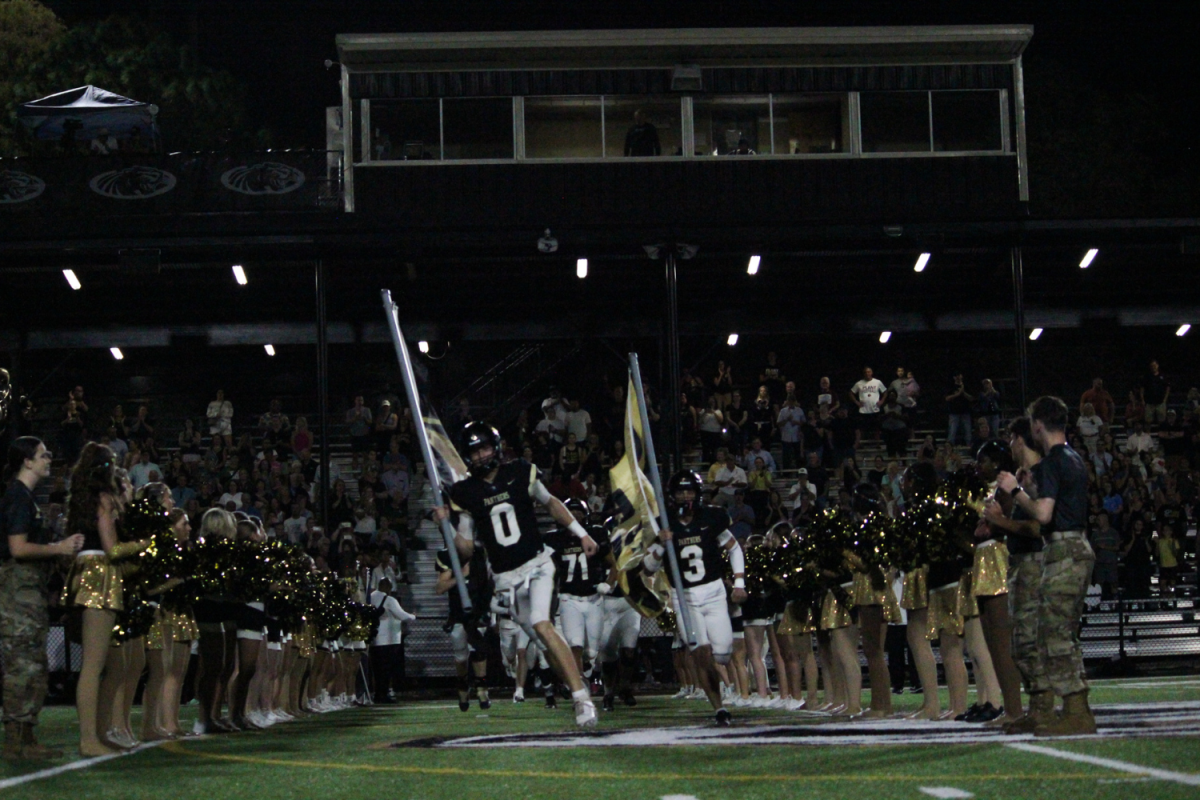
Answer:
xmin=17 ymin=85 xmax=159 ymax=144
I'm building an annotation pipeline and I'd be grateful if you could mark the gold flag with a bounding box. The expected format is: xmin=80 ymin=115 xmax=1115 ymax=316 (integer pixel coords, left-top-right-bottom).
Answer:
xmin=607 ymin=375 xmax=670 ymax=618
xmin=421 ymin=406 xmax=469 ymax=486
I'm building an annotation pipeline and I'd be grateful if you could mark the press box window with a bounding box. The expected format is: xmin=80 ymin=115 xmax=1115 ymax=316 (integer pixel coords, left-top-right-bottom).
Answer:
xmin=771 ymin=94 xmax=849 ymax=154
xmin=693 ymin=96 xmax=770 ymax=155
xmin=860 ymin=92 xmax=931 ymax=153
xmin=371 ymin=100 xmax=440 ymax=160
xmin=932 ymin=91 xmax=1002 ymax=152
xmin=525 ymin=97 xmax=604 ymax=159
xmin=442 ymin=98 xmax=514 ymax=160
xmin=604 ymin=97 xmax=682 ymax=157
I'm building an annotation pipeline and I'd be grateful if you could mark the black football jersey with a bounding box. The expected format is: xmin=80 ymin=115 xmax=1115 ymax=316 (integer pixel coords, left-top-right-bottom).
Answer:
xmin=547 ymin=528 xmax=611 ymax=597
xmin=435 ymin=546 xmax=491 ymax=623
xmin=447 ymin=460 xmax=546 ymax=575
xmin=667 ymin=505 xmax=732 ymax=589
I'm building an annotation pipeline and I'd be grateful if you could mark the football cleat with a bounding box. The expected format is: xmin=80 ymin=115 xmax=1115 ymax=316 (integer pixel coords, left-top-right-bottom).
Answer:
xmin=574 ymin=698 xmax=598 ymax=727
xmin=715 ymin=708 xmax=732 ymax=727
xmin=602 ymin=694 xmax=616 ymax=712
xmin=545 ymin=694 xmax=557 ymax=709
xmin=512 ymin=688 xmax=525 ymax=703
xmin=477 ymin=687 xmax=491 ymax=711
xmin=621 ymin=688 xmax=637 ymax=707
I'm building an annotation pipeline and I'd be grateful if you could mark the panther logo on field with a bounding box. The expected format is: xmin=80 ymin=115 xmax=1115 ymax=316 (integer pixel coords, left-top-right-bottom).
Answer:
xmin=0 ymin=170 xmax=46 ymax=204
xmin=221 ymin=161 xmax=306 ymax=195
xmin=89 ymin=165 xmax=177 ymax=199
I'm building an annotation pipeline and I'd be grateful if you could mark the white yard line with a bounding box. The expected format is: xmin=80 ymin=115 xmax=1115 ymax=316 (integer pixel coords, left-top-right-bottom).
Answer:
xmin=1006 ymin=742 xmax=1200 ymax=787
xmin=918 ymin=788 xmax=974 ymax=799
xmin=0 ymin=741 xmax=166 ymax=792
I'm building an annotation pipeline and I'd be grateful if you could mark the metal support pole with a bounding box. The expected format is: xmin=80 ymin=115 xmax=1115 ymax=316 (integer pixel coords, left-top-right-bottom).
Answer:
xmin=315 ymin=260 xmax=331 ymax=533
xmin=665 ymin=252 xmax=682 ymax=475
xmin=630 ymin=352 xmax=696 ymax=647
xmin=1010 ymin=246 xmax=1028 ymax=412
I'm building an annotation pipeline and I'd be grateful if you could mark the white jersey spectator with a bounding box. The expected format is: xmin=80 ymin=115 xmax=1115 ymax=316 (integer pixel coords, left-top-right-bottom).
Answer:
xmin=851 ymin=368 xmax=887 ymax=415
xmin=370 ymin=589 xmax=416 ymax=647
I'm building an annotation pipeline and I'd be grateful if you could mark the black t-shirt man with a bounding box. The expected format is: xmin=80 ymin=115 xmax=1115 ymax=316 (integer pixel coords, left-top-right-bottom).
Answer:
xmin=0 ymin=480 xmax=47 ymax=559
xmin=1038 ymin=443 xmax=1089 ymax=533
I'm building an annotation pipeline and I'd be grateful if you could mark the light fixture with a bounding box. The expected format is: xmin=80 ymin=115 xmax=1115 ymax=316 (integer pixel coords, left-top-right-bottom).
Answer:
xmin=576 ymin=258 xmax=588 ymax=279
xmin=1029 ymin=328 xmax=1043 ymax=341
xmin=418 ymin=340 xmax=430 ymax=354
xmin=62 ymin=269 xmax=82 ymax=290
xmin=264 ymin=344 xmax=276 ymax=356
xmin=879 ymin=331 xmax=892 ymax=343
xmin=232 ymin=264 xmax=248 ymax=285
xmin=110 ymin=347 xmax=124 ymax=360
xmin=727 ymin=333 xmax=739 ymax=346
xmin=914 ymin=253 xmax=931 ymax=273
xmin=747 ymin=255 xmax=761 ymax=275
xmin=1079 ymin=249 xmax=1099 ymax=269
xmin=1177 ymin=324 xmax=1191 ymax=337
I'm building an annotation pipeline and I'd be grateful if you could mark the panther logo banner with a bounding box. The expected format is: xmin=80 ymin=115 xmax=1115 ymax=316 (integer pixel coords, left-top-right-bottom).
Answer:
xmin=0 ymin=170 xmax=46 ymax=204
xmin=89 ymin=165 xmax=177 ymax=199
xmin=221 ymin=161 xmax=306 ymax=195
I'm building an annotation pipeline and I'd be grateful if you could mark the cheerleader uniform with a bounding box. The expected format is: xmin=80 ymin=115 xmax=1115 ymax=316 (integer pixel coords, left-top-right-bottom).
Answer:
xmin=64 ymin=527 xmax=123 ymax=612
xmin=850 ymin=568 xmax=902 ymax=624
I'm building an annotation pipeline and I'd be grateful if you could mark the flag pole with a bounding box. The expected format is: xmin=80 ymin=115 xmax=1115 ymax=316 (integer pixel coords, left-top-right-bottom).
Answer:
xmin=381 ymin=290 xmax=472 ymax=613
xmin=628 ymin=352 xmax=696 ymax=648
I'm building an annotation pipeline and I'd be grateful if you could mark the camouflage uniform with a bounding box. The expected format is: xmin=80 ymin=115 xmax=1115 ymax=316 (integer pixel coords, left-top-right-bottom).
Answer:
xmin=1008 ymin=551 xmax=1047 ymax=693
xmin=0 ymin=560 xmax=52 ymax=725
xmin=1037 ymin=535 xmax=1094 ymax=697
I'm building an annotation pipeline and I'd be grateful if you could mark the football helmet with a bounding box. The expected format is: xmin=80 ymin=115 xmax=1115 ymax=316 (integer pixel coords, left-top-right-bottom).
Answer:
xmin=460 ymin=421 xmax=501 ymax=477
xmin=667 ymin=469 xmax=704 ymax=517
xmin=564 ymin=498 xmax=589 ymax=525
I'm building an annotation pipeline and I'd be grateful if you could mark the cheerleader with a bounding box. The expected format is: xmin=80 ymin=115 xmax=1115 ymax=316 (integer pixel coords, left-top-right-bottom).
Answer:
xmin=192 ymin=508 xmax=239 ymax=733
xmin=849 ymin=487 xmax=902 ymax=718
xmin=159 ymin=508 xmax=199 ymax=737
xmin=230 ymin=515 xmax=267 ymax=730
xmin=774 ymin=596 xmax=820 ymax=710
xmin=898 ymin=463 xmax=942 ymax=720
xmin=63 ymin=444 xmax=133 ymax=756
xmin=818 ymin=585 xmax=858 ymax=715
xmin=741 ymin=533 xmax=789 ymax=706
xmin=136 ymin=483 xmax=177 ymax=742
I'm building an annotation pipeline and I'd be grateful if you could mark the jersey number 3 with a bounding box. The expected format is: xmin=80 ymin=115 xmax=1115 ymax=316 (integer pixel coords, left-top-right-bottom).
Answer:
xmin=489 ymin=502 xmax=522 ymax=546
xmin=679 ymin=544 xmax=705 ymax=583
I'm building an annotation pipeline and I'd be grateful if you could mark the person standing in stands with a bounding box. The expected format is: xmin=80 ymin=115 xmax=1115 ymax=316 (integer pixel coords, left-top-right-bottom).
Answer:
xmin=624 ymin=110 xmax=661 ymax=157
xmin=1 ymin=437 xmax=84 ymax=759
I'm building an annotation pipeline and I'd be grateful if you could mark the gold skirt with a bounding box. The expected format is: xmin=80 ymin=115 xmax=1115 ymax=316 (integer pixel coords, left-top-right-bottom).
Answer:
xmin=777 ymin=601 xmax=815 ymax=635
xmin=64 ymin=554 xmax=124 ymax=612
xmin=899 ymin=566 xmax=929 ymax=610
xmin=957 ymin=572 xmax=980 ymax=619
xmin=295 ymin=627 xmax=316 ymax=659
xmin=928 ymin=583 xmax=964 ymax=637
xmin=850 ymin=571 xmax=903 ymax=624
xmin=819 ymin=590 xmax=853 ymax=631
xmin=167 ymin=609 xmax=199 ymax=643
xmin=971 ymin=540 xmax=1010 ymax=598
xmin=145 ymin=609 xmax=166 ymax=651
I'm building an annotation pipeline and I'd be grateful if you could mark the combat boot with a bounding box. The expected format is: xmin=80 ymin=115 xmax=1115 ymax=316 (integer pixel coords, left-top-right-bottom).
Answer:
xmin=1003 ymin=690 xmax=1054 ymax=735
xmin=1035 ymin=690 xmax=1097 ymax=737
xmin=2 ymin=722 xmax=22 ymax=759
xmin=20 ymin=723 xmax=63 ymax=760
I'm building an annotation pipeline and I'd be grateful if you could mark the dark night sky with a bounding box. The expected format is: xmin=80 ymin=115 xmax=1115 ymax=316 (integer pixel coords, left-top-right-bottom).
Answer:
xmin=41 ymin=1 xmax=1200 ymax=155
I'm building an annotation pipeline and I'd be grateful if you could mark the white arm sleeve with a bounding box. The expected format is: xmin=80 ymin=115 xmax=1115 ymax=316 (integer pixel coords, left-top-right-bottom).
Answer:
xmin=455 ymin=514 xmax=475 ymax=542
xmin=530 ymin=479 xmax=552 ymax=505
xmin=722 ymin=534 xmax=746 ymax=575
xmin=643 ymin=543 xmax=664 ymax=574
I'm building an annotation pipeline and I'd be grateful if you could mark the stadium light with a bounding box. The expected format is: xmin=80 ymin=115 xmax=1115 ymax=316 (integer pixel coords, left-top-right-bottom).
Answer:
xmin=576 ymin=258 xmax=588 ymax=279
xmin=747 ymin=255 xmax=761 ymax=275
xmin=914 ymin=253 xmax=931 ymax=273
xmin=62 ymin=269 xmax=82 ymax=290
xmin=110 ymin=347 xmax=124 ymax=360
xmin=727 ymin=333 xmax=739 ymax=346
xmin=1079 ymin=248 xmax=1099 ymax=269
xmin=1177 ymin=324 xmax=1191 ymax=337
xmin=1029 ymin=328 xmax=1043 ymax=341
xmin=264 ymin=344 xmax=276 ymax=356
xmin=232 ymin=264 xmax=248 ymax=285
xmin=418 ymin=340 xmax=430 ymax=354
xmin=879 ymin=331 xmax=892 ymax=343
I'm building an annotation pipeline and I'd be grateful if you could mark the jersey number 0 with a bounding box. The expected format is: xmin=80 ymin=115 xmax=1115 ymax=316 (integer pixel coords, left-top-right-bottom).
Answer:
xmin=489 ymin=502 xmax=522 ymax=546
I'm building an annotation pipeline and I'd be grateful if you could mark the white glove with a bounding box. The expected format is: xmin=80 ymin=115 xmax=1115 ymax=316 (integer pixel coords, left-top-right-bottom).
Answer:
xmin=596 ymin=582 xmax=612 ymax=596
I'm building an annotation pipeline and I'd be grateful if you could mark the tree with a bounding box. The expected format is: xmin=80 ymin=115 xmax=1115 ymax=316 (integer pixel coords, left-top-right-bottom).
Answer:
xmin=1 ymin=4 xmax=269 ymax=155
xmin=0 ymin=0 xmax=65 ymax=154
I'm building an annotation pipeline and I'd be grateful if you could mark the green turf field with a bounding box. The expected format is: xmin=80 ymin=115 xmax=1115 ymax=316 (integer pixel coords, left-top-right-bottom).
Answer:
xmin=3 ymin=676 xmax=1199 ymax=800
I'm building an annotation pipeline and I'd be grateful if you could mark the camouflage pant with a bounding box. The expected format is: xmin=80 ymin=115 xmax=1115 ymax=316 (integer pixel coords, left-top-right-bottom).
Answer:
xmin=0 ymin=561 xmax=51 ymax=725
xmin=1008 ymin=551 xmax=1048 ymax=693
xmin=1037 ymin=537 xmax=1095 ymax=697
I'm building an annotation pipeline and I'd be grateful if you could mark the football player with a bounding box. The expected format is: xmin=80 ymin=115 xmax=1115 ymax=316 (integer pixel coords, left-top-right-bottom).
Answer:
xmin=547 ymin=500 xmax=610 ymax=679
xmin=644 ymin=470 xmax=747 ymax=726
xmin=435 ymin=423 xmax=598 ymax=727
xmin=435 ymin=542 xmax=493 ymax=711
xmin=596 ymin=523 xmax=643 ymax=711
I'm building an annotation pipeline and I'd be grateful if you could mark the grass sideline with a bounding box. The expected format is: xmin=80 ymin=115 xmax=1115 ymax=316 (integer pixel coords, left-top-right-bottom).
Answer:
xmin=2 ymin=675 xmax=1198 ymax=800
